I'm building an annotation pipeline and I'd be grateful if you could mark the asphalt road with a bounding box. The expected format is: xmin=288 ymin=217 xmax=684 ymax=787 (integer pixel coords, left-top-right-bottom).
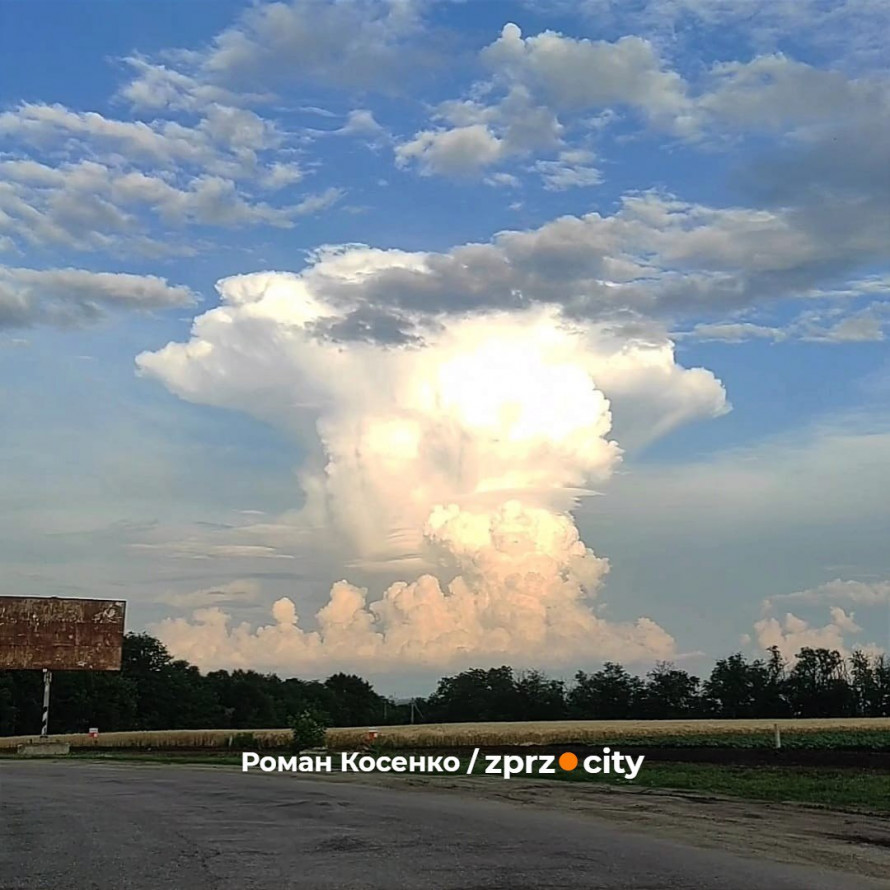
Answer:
xmin=0 ymin=761 xmax=886 ymax=890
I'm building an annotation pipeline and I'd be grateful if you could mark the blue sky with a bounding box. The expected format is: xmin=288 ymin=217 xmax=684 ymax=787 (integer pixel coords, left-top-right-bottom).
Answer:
xmin=2 ymin=0 xmax=889 ymax=692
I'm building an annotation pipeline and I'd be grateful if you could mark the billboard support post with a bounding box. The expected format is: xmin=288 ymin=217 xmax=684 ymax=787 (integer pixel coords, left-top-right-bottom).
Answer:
xmin=41 ymin=669 xmax=52 ymax=738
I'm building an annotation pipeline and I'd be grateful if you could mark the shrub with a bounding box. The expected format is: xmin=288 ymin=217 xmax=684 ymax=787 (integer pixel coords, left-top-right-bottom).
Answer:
xmin=290 ymin=709 xmax=327 ymax=753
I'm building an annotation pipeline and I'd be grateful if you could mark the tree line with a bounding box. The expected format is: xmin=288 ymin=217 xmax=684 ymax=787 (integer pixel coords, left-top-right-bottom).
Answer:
xmin=1 ymin=633 xmax=888 ymax=736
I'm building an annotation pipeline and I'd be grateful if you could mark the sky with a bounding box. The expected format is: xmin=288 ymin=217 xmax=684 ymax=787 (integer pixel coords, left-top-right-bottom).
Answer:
xmin=1 ymin=0 xmax=889 ymax=694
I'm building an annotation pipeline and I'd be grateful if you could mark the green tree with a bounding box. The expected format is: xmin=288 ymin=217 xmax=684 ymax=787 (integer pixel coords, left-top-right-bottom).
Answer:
xmin=702 ymin=652 xmax=788 ymax=718
xmin=122 ymin=633 xmax=221 ymax=729
xmin=568 ymin=663 xmax=643 ymax=719
xmin=785 ymin=647 xmax=854 ymax=717
xmin=639 ymin=662 xmax=702 ymax=719
xmin=849 ymin=650 xmax=879 ymax=716
xmin=427 ymin=666 xmax=519 ymax=722
xmin=207 ymin=669 xmax=280 ymax=729
xmin=874 ymin=655 xmax=890 ymax=717
xmin=514 ymin=670 xmax=566 ymax=720
xmin=323 ymin=673 xmax=385 ymax=727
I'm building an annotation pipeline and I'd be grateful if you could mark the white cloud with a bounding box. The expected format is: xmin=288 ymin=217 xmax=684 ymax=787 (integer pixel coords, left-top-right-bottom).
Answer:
xmin=108 ymin=170 xmax=296 ymax=228
xmin=118 ymin=57 xmax=270 ymax=113
xmin=155 ymin=500 xmax=675 ymax=672
xmin=482 ymin=23 xmax=690 ymax=125
xmin=0 ymin=156 xmax=337 ymax=256
xmin=573 ymin=0 xmax=890 ymax=67
xmin=0 ymin=265 xmax=196 ymax=328
xmin=258 ymin=162 xmax=305 ymax=190
xmin=135 ymin=252 xmax=732 ymax=670
xmin=130 ymin=542 xmax=295 ymax=561
xmin=338 ymin=109 xmax=388 ymax=139
xmin=395 ymin=23 xmax=688 ymax=179
xmin=0 ymin=103 xmax=268 ymax=174
xmin=803 ymin=307 xmax=887 ymax=343
xmin=392 ymin=17 xmax=890 ymax=216
xmin=156 ymin=579 xmax=261 ymax=609
xmin=752 ymin=608 xmax=873 ymax=660
xmin=682 ymin=322 xmax=786 ymax=343
xmin=754 ymin=573 xmax=890 ymax=659
xmin=485 ymin=172 xmax=521 ymax=189
xmin=0 ymin=78 xmax=352 ymax=256
xmin=397 ymin=85 xmax=564 ymax=177
xmin=533 ymin=149 xmax=602 ymax=190
xmin=292 ymin=187 xmax=345 ymax=216
xmin=765 ymin=578 xmax=890 ymax=610
xmin=4 ymin=1 xmax=888 ymax=674
xmin=197 ymin=0 xmax=430 ymax=92
xmin=396 ymin=124 xmax=506 ymax=175
xmin=224 ymin=192 xmax=883 ymax=326
xmin=679 ymin=301 xmax=890 ymax=345
xmin=697 ymin=54 xmax=888 ymax=133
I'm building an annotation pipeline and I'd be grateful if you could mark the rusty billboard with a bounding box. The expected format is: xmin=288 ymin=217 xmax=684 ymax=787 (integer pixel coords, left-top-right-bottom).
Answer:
xmin=0 ymin=596 xmax=126 ymax=671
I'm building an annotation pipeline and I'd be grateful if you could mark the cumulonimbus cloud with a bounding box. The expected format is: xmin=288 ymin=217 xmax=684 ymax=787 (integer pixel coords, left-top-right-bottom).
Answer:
xmin=139 ymin=246 xmax=728 ymax=672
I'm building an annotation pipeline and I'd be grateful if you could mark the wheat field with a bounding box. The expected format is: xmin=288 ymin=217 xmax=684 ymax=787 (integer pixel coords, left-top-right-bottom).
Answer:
xmin=324 ymin=717 xmax=890 ymax=749
xmin=2 ymin=717 xmax=889 ymax=751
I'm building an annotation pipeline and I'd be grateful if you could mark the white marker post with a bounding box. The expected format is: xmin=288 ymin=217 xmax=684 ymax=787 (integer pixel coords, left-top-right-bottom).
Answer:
xmin=41 ymin=669 xmax=52 ymax=738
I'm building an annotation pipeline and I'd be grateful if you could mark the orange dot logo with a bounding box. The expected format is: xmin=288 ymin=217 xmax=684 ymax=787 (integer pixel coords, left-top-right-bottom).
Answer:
xmin=558 ymin=752 xmax=578 ymax=771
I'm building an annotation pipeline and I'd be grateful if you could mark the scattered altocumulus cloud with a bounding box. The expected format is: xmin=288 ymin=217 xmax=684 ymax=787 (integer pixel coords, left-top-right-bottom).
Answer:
xmin=0 ymin=266 xmax=196 ymax=329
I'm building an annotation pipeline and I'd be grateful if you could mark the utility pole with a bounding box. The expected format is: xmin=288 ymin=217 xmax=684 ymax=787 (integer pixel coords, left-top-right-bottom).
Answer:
xmin=41 ymin=669 xmax=52 ymax=738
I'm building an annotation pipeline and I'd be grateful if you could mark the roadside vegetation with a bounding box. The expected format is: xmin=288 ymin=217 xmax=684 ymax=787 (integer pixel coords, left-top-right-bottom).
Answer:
xmin=2 ymin=634 xmax=889 ymax=740
xmin=418 ymin=756 xmax=890 ymax=812
xmin=539 ymin=762 xmax=890 ymax=812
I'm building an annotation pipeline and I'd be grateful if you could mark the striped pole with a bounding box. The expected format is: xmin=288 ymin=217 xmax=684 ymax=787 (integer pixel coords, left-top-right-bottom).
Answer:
xmin=41 ymin=669 xmax=52 ymax=738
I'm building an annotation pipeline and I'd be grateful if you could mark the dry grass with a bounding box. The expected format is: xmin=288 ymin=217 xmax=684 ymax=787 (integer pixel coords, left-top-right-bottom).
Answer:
xmin=325 ymin=717 xmax=890 ymax=749
xmin=1 ymin=717 xmax=889 ymax=751
xmin=0 ymin=728 xmax=292 ymax=751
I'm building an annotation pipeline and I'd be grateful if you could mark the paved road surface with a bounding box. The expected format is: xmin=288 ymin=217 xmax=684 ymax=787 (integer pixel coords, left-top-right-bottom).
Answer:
xmin=1 ymin=762 xmax=886 ymax=890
